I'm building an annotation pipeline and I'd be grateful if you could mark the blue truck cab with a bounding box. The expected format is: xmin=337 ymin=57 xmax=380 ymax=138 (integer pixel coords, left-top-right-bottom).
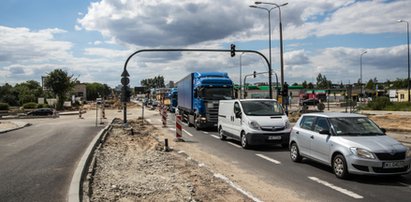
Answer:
xmin=168 ymin=88 xmax=178 ymax=113
xmin=177 ymin=72 xmax=233 ymax=130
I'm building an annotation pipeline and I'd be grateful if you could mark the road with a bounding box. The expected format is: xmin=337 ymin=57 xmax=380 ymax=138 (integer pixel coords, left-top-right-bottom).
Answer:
xmin=143 ymin=107 xmax=411 ymax=202
xmin=0 ymin=113 xmax=105 ymax=201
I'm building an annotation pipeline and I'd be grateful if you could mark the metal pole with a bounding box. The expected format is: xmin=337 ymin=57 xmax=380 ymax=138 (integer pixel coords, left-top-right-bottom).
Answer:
xmin=360 ymin=51 xmax=367 ymax=102
xmin=240 ymin=52 xmax=245 ymax=99
xmin=249 ymin=5 xmax=274 ymax=99
xmin=268 ymin=10 xmax=273 ymax=100
xmin=407 ymin=21 xmax=410 ymax=102
xmin=278 ymin=7 xmax=285 ymax=107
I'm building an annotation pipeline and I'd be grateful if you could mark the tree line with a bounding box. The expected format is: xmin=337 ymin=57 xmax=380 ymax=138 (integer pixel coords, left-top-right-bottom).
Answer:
xmin=0 ymin=69 xmax=112 ymax=110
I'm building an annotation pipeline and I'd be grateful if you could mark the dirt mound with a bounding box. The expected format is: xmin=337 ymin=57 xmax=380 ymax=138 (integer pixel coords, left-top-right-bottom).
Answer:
xmin=84 ymin=119 xmax=251 ymax=201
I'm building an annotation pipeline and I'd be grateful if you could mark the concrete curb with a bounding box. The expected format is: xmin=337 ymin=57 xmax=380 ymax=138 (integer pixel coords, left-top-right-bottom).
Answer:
xmin=0 ymin=121 xmax=31 ymax=134
xmin=67 ymin=119 xmax=114 ymax=202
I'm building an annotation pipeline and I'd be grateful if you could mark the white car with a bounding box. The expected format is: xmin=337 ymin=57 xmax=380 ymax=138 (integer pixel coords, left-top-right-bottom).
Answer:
xmin=289 ymin=112 xmax=411 ymax=179
xmin=218 ymin=99 xmax=291 ymax=149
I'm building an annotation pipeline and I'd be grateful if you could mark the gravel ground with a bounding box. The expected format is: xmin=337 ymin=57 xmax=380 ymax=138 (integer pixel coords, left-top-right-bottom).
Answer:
xmin=83 ymin=118 xmax=253 ymax=202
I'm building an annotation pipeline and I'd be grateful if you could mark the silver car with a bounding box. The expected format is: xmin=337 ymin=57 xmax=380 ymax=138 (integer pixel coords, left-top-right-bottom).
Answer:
xmin=289 ymin=112 xmax=411 ymax=179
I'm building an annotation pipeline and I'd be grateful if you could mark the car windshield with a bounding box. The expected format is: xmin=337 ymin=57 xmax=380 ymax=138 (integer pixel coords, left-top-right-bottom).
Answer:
xmin=201 ymin=87 xmax=233 ymax=100
xmin=240 ymin=100 xmax=284 ymax=116
xmin=328 ymin=117 xmax=384 ymax=136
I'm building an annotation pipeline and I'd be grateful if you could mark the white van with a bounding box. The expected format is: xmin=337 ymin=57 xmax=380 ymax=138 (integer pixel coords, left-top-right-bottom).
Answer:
xmin=218 ymin=99 xmax=291 ymax=149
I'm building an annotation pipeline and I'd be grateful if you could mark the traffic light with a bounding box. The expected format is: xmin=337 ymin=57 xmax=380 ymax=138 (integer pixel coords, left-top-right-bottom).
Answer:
xmin=253 ymin=71 xmax=256 ymax=78
xmin=230 ymin=44 xmax=236 ymax=57
xmin=121 ymin=85 xmax=132 ymax=102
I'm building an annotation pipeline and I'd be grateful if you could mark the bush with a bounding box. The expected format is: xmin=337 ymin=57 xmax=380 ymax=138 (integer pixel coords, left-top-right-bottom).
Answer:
xmin=0 ymin=102 xmax=9 ymax=110
xmin=367 ymin=97 xmax=391 ymax=110
xmin=23 ymin=102 xmax=38 ymax=109
xmin=37 ymin=104 xmax=50 ymax=108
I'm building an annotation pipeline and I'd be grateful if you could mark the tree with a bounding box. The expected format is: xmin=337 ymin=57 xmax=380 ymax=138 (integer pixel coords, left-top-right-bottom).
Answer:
xmin=141 ymin=75 xmax=165 ymax=89
xmin=0 ymin=83 xmax=18 ymax=106
xmin=302 ymin=81 xmax=308 ymax=89
xmin=316 ymin=73 xmax=331 ymax=89
xmin=44 ymin=69 xmax=76 ymax=109
xmin=86 ymin=82 xmax=111 ymax=101
xmin=14 ymin=80 xmax=43 ymax=105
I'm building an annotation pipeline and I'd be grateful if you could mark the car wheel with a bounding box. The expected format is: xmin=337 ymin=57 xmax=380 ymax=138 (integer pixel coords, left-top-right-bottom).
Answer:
xmin=241 ymin=131 xmax=249 ymax=149
xmin=333 ymin=154 xmax=349 ymax=179
xmin=290 ymin=143 xmax=302 ymax=162
xmin=218 ymin=127 xmax=226 ymax=140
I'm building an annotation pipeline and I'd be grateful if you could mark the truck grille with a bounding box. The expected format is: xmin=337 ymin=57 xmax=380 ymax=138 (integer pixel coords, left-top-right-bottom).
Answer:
xmin=205 ymin=101 xmax=219 ymax=123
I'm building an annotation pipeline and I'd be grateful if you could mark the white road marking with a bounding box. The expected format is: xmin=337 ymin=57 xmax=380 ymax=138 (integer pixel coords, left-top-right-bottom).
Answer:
xmin=182 ymin=129 xmax=193 ymax=137
xmin=203 ymin=131 xmax=209 ymax=134
xmin=308 ymin=176 xmax=363 ymax=199
xmin=255 ymin=154 xmax=281 ymax=165
xmin=211 ymin=135 xmax=220 ymax=139
xmin=227 ymin=142 xmax=242 ymax=148
xmin=169 ymin=128 xmax=176 ymax=131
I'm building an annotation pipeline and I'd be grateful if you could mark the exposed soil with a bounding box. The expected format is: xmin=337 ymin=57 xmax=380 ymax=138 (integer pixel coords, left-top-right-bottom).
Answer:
xmin=84 ymin=119 xmax=253 ymax=202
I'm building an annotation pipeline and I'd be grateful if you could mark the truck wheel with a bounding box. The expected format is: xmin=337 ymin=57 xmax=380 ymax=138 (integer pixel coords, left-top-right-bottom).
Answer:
xmin=194 ymin=115 xmax=200 ymax=130
xmin=241 ymin=131 xmax=249 ymax=149
xmin=218 ymin=127 xmax=226 ymax=140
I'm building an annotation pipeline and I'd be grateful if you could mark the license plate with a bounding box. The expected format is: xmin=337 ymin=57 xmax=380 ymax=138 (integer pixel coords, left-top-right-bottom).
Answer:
xmin=268 ymin=136 xmax=281 ymax=140
xmin=383 ymin=161 xmax=405 ymax=168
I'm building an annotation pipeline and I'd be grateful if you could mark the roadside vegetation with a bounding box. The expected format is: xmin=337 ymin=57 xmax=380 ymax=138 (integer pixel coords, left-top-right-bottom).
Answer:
xmin=359 ymin=96 xmax=411 ymax=111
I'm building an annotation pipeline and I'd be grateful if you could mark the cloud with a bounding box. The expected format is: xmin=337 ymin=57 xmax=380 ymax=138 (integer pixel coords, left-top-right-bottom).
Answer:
xmin=0 ymin=26 xmax=72 ymax=63
xmin=77 ymin=0 xmax=255 ymax=47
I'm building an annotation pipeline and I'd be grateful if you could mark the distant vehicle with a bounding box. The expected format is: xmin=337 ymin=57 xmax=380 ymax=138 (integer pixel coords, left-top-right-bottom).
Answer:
xmin=218 ymin=99 xmax=290 ymax=149
xmin=168 ymin=88 xmax=178 ymax=113
xmin=96 ymin=98 xmax=103 ymax=105
xmin=149 ymin=101 xmax=158 ymax=110
xmin=177 ymin=72 xmax=233 ymax=130
xmin=27 ymin=108 xmax=55 ymax=116
xmin=289 ymin=112 xmax=411 ymax=179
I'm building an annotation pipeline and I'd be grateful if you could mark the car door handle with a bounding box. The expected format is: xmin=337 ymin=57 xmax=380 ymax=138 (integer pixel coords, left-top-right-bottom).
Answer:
xmin=310 ymin=135 xmax=314 ymax=139
xmin=296 ymin=131 xmax=299 ymax=134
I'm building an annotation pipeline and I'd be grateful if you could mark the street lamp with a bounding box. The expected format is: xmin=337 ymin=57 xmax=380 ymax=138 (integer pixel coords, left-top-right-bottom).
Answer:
xmin=254 ymin=1 xmax=288 ymax=105
xmin=360 ymin=50 xmax=367 ymax=101
xmin=398 ymin=19 xmax=410 ymax=102
xmin=250 ymin=5 xmax=275 ymax=99
xmin=239 ymin=52 xmax=246 ymax=99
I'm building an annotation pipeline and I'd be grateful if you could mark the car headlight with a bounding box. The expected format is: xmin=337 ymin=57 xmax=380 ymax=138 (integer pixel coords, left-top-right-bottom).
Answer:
xmin=249 ymin=121 xmax=261 ymax=130
xmin=350 ymin=148 xmax=376 ymax=159
xmin=285 ymin=121 xmax=290 ymax=129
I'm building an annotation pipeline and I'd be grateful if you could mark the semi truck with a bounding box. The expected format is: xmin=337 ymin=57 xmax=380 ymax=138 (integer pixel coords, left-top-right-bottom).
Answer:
xmin=168 ymin=88 xmax=178 ymax=113
xmin=177 ymin=72 xmax=234 ymax=130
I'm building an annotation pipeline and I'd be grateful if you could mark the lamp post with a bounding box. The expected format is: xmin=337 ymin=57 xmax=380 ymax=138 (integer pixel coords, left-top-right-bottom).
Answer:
xmin=240 ymin=52 xmax=245 ymax=99
xmin=398 ymin=19 xmax=410 ymax=102
xmin=250 ymin=5 xmax=274 ymax=99
xmin=255 ymin=2 xmax=287 ymax=105
xmin=360 ymin=50 xmax=367 ymax=102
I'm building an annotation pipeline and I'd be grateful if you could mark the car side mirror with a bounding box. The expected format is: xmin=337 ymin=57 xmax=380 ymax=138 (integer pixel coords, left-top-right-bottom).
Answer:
xmin=319 ymin=130 xmax=330 ymax=135
xmin=235 ymin=111 xmax=242 ymax=119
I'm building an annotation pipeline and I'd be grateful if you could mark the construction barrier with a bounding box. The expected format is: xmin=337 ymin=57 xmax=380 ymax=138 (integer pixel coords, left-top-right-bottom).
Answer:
xmin=162 ymin=106 xmax=167 ymax=128
xmin=175 ymin=114 xmax=183 ymax=141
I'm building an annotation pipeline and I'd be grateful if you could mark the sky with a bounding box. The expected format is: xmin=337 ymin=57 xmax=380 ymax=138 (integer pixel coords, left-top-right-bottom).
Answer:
xmin=1 ymin=0 xmax=410 ymax=88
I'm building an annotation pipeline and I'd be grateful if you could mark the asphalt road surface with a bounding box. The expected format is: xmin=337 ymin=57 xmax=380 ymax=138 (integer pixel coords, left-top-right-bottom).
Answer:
xmin=0 ymin=115 xmax=104 ymax=202
xmin=147 ymin=109 xmax=411 ymax=202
